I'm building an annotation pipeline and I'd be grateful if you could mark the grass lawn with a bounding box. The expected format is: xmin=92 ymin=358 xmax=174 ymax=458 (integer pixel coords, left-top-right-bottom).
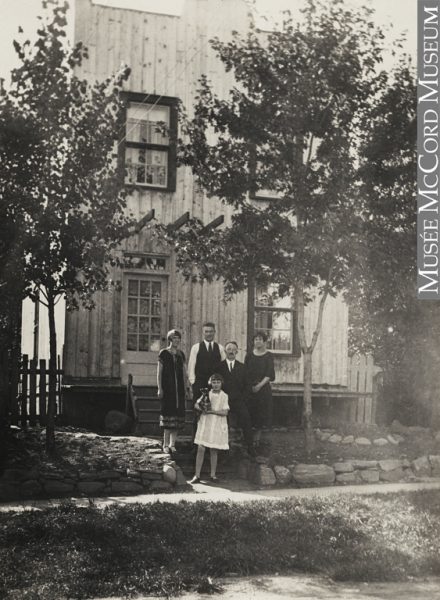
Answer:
xmin=1 ymin=490 xmax=440 ymax=599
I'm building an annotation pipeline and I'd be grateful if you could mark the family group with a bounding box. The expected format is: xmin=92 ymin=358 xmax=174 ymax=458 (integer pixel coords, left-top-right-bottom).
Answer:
xmin=156 ymin=322 xmax=275 ymax=482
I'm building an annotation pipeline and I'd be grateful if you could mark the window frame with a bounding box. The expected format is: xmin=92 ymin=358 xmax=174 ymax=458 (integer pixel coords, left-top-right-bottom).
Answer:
xmin=119 ymin=92 xmax=178 ymax=192
xmin=248 ymin=148 xmax=282 ymax=202
xmin=254 ymin=288 xmax=301 ymax=357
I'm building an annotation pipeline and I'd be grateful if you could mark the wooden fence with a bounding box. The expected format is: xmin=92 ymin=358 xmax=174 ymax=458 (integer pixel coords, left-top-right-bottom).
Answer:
xmin=347 ymin=354 xmax=382 ymax=425
xmin=9 ymin=354 xmax=63 ymax=427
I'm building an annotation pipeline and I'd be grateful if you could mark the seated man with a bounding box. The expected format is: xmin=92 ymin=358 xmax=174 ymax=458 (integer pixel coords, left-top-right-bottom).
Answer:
xmin=216 ymin=341 xmax=254 ymax=456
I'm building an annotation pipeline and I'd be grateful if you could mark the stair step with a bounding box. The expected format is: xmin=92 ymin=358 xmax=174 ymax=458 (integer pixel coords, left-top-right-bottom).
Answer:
xmin=136 ymin=398 xmax=194 ymax=410
xmin=137 ymin=411 xmax=193 ymax=421
xmin=137 ymin=400 xmax=161 ymax=411
xmin=133 ymin=386 xmax=156 ymax=395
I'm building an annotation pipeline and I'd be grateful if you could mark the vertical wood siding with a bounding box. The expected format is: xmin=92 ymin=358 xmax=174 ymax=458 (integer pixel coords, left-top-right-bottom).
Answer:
xmin=64 ymin=0 xmax=349 ymax=386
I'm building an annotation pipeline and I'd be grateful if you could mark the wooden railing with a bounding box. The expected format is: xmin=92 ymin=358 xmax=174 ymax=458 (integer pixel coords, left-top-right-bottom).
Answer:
xmin=10 ymin=354 xmax=63 ymax=427
xmin=125 ymin=373 xmax=138 ymax=421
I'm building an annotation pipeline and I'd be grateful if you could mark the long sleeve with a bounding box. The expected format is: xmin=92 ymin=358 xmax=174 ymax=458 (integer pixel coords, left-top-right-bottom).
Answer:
xmin=266 ymin=353 xmax=275 ymax=382
xmin=187 ymin=343 xmax=199 ymax=384
xmin=219 ymin=344 xmax=226 ymax=361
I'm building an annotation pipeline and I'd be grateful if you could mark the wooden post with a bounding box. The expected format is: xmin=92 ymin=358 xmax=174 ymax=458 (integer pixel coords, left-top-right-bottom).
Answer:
xmin=20 ymin=354 xmax=29 ymax=428
xmin=125 ymin=373 xmax=133 ymax=415
xmin=10 ymin=354 xmax=19 ymax=425
xmin=371 ymin=372 xmax=382 ymax=425
xmin=39 ymin=359 xmax=47 ymax=425
xmin=57 ymin=355 xmax=62 ymax=416
xmin=29 ymin=358 xmax=37 ymax=426
xmin=33 ymin=294 xmax=40 ymax=361
xmin=46 ymin=292 xmax=57 ymax=452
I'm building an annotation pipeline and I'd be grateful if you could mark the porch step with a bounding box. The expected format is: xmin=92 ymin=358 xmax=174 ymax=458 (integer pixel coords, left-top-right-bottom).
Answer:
xmin=133 ymin=389 xmax=194 ymax=437
xmin=133 ymin=385 xmax=156 ymax=397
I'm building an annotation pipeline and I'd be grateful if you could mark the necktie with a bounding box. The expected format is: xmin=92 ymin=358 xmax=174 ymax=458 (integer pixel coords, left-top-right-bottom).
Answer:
xmin=208 ymin=342 xmax=212 ymax=354
xmin=229 ymin=361 xmax=233 ymax=372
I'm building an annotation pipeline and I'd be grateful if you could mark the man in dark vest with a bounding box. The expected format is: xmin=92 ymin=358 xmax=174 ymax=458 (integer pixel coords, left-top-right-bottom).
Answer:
xmin=188 ymin=322 xmax=225 ymax=433
xmin=216 ymin=341 xmax=255 ymax=456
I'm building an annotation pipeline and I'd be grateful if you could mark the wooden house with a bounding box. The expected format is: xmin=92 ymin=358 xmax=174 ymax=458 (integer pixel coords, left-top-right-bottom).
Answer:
xmin=63 ymin=0 xmax=353 ymax=433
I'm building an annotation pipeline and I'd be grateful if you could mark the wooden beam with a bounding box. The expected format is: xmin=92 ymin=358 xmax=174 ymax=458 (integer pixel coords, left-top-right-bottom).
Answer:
xmin=134 ymin=209 xmax=155 ymax=233
xmin=169 ymin=211 xmax=190 ymax=231
xmin=200 ymin=214 xmax=224 ymax=234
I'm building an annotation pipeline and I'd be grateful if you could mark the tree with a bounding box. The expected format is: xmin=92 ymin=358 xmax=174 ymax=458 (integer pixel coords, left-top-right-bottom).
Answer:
xmin=0 ymin=86 xmax=42 ymax=428
xmin=346 ymin=63 xmax=440 ymax=426
xmin=0 ymin=0 xmax=132 ymax=451
xmin=164 ymin=0 xmax=392 ymax=449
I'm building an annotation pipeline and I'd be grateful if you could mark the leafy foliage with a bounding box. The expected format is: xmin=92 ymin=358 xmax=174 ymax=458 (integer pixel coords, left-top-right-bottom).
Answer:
xmin=345 ymin=62 xmax=439 ymax=425
xmin=1 ymin=0 xmax=132 ymax=310
xmin=347 ymin=63 xmax=417 ymax=369
xmin=0 ymin=0 xmax=134 ymax=447
xmin=174 ymin=0 xmax=389 ymax=298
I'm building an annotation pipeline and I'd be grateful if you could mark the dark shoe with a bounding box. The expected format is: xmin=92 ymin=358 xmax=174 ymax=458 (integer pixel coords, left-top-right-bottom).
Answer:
xmin=209 ymin=476 xmax=219 ymax=483
xmin=190 ymin=476 xmax=201 ymax=484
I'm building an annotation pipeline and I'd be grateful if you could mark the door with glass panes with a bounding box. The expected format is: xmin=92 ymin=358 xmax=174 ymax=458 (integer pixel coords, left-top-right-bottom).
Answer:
xmin=120 ymin=274 xmax=168 ymax=385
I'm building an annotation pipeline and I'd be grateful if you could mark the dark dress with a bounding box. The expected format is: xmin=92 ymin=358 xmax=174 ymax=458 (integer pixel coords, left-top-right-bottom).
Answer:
xmin=244 ymin=351 xmax=275 ymax=429
xmin=158 ymin=349 xmax=186 ymax=430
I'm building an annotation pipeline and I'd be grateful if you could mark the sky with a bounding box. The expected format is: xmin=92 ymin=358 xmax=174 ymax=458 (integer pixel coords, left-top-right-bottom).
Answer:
xmin=0 ymin=0 xmax=417 ymax=82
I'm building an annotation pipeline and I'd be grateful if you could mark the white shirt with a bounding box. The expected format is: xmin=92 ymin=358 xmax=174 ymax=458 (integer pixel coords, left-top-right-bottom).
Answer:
xmin=227 ymin=359 xmax=235 ymax=372
xmin=188 ymin=341 xmax=226 ymax=384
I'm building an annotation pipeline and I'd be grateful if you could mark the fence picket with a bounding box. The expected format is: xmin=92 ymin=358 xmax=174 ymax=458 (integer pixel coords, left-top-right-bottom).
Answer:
xmin=10 ymin=350 xmax=20 ymax=425
xmin=20 ymin=354 xmax=29 ymax=427
xmin=57 ymin=355 xmax=62 ymax=415
xmin=10 ymin=354 xmax=63 ymax=427
xmin=29 ymin=359 xmax=37 ymax=426
xmin=39 ymin=359 xmax=47 ymax=425
xmin=348 ymin=354 xmax=381 ymax=425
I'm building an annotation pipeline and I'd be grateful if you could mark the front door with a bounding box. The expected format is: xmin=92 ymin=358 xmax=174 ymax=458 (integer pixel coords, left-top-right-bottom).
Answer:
xmin=120 ymin=274 xmax=168 ymax=385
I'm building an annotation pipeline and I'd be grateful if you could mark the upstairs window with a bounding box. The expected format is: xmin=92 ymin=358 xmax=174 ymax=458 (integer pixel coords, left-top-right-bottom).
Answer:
xmin=249 ymin=146 xmax=282 ymax=201
xmin=122 ymin=93 xmax=177 ymax=191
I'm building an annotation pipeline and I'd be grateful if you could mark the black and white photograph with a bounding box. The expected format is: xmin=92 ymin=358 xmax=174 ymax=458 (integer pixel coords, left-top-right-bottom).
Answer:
xmin=1 ymin=0 xmax=439 ymax=599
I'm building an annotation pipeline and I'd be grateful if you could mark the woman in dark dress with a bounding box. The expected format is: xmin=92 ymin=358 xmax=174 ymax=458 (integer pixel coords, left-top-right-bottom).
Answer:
xmin=157 ymin=329 xmax=188 ymax=454
xmin=245 ymin=331 xmax=275 ymax=448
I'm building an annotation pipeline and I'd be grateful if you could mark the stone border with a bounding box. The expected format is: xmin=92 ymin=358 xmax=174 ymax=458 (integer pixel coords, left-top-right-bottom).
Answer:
xmin=241 ymin=454 xmax=440 ymax=487
xmin=0 ymin=458 xmax=189 ymax=502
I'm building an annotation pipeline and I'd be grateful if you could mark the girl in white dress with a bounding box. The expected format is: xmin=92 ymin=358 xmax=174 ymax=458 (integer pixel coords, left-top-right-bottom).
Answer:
xmin=190 ymin=373 xmax=229 ymax=483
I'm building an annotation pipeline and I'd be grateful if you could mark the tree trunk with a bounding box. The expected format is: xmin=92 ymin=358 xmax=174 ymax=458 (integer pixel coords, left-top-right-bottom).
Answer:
xmin=295 ymin=279 xmax=331 ymax=454
xmin=46 ymin=292 xmax=57 ymax=454
xmin=302 ymin=350 xmax=314 ymax=453
xmin=246 ymin=273 xmax=255 ymax=353
xmin=295 ymin=283 xmax=314 ymax=452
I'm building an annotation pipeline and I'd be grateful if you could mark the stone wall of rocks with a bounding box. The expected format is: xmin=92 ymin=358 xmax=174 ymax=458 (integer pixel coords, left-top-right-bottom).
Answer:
xmin=239 ymin=454 xmax=440 ymax=488
xmin=0 ymin=456 xmax=188 ymax=502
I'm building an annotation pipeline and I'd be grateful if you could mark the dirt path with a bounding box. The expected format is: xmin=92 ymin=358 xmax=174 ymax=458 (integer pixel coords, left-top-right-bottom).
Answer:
xmin=1 ymin=478 xmax=440 ymax=512
xmin=98 ymin=574 xmax=440 ymax=600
